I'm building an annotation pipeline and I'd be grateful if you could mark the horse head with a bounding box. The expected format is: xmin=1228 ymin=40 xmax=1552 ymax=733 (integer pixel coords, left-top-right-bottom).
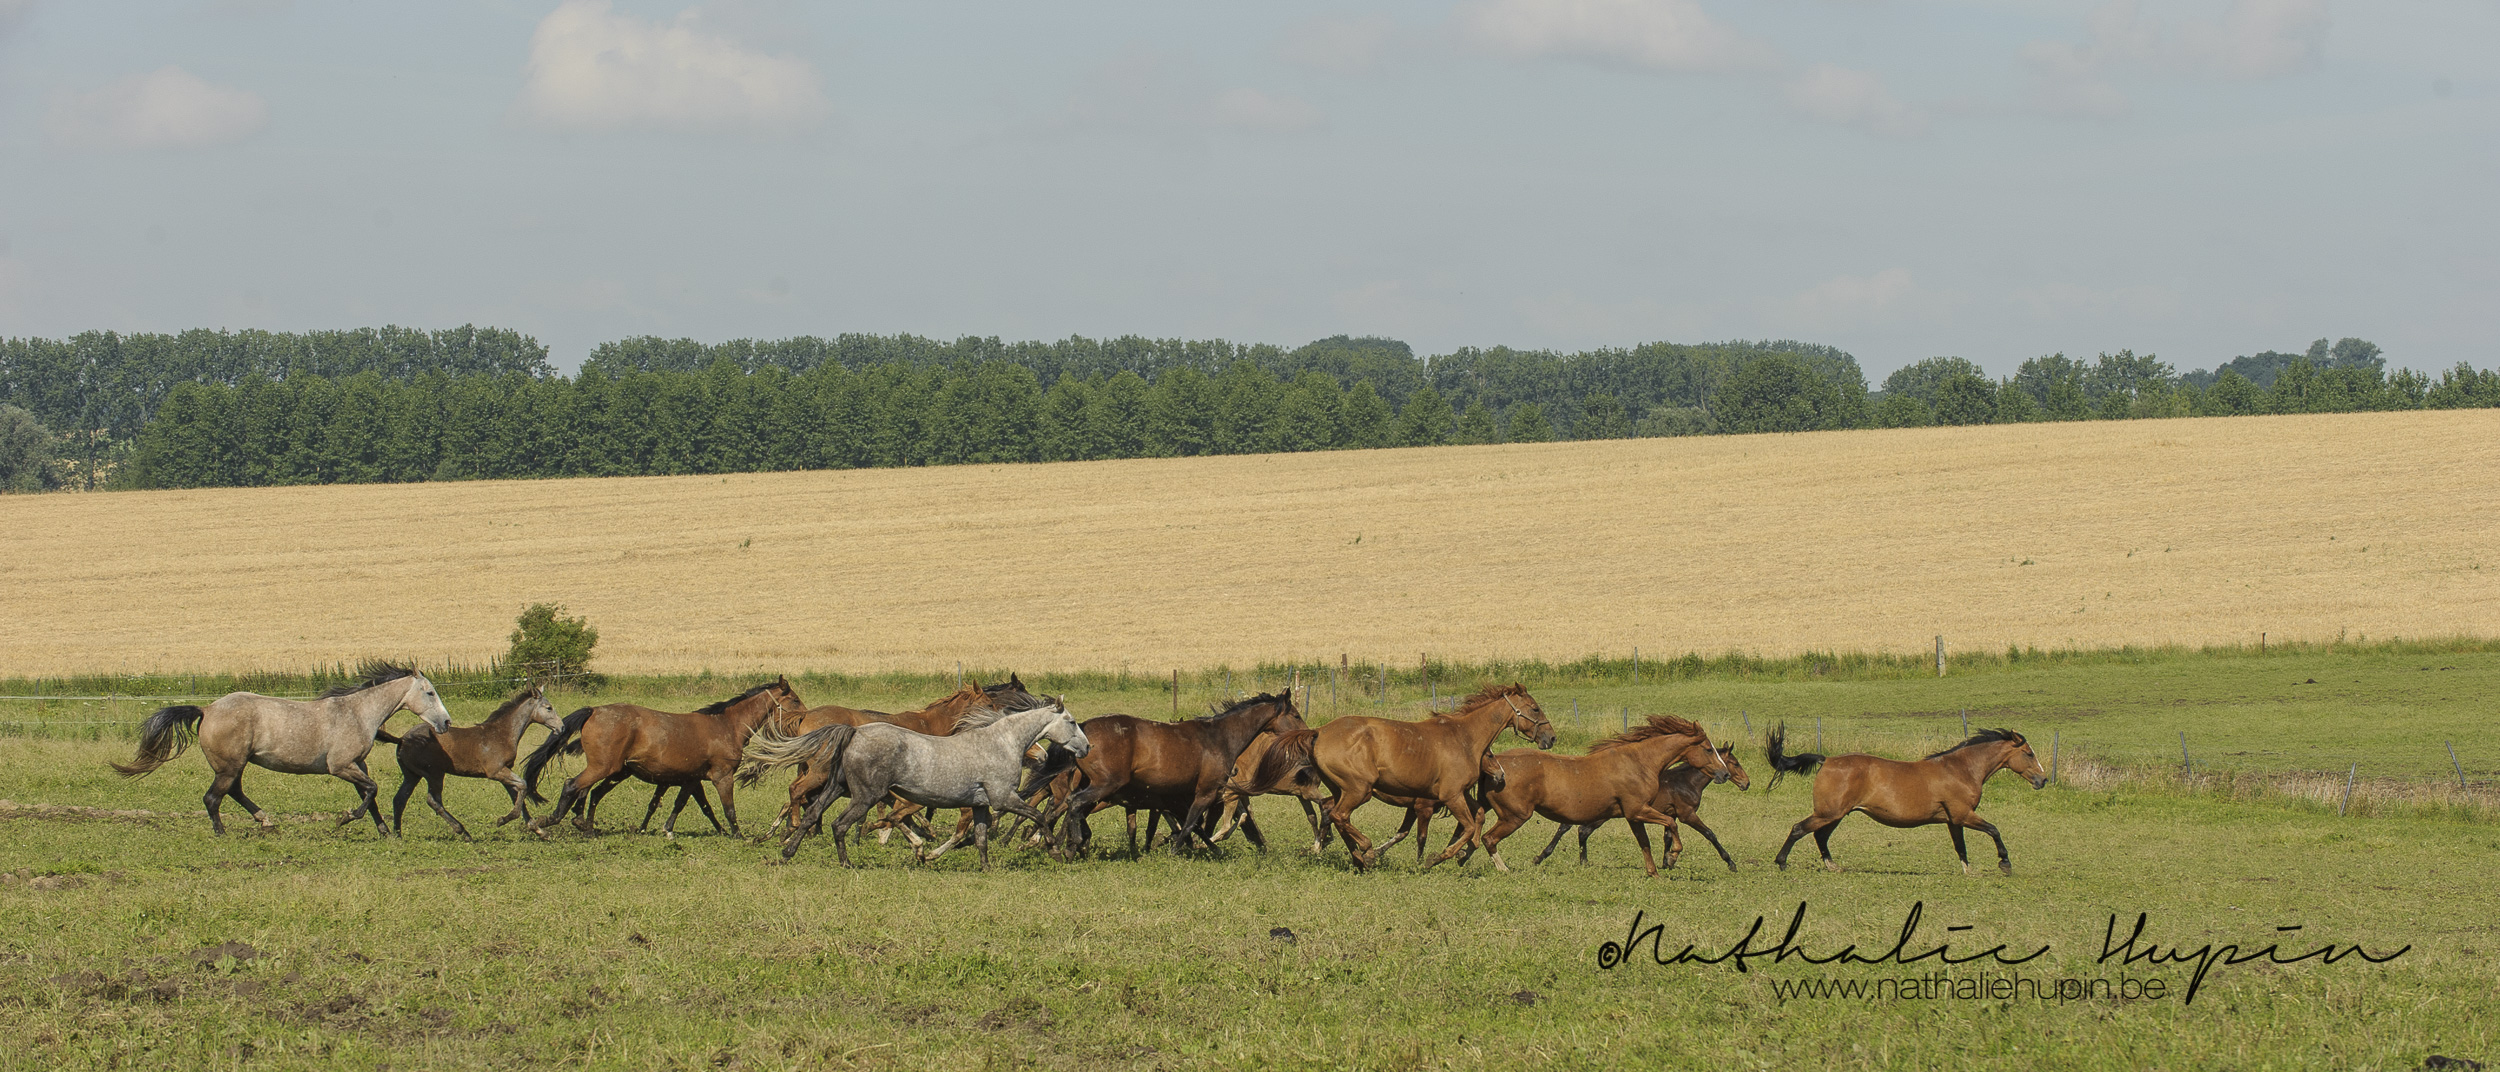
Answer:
xmin=400 ymin=672 xmax=454 ymax=733
xmin=1495 ymin=685 xmax=1556 ymax=749
xmin=1678 ymin=732 xmax=1735 ymax=784
xmin=1712 ymin=745 xmax=1751 ymax=791
xmin=1997 ymin=731 xmax=2048 ymax=789
xmin=1262 ymin=693 xmax=1310 ymax=737
xmin=520 ymin=680 xmax=565 ymax=734
xmin=1036 ymin=702 xmax=1090 ymax=758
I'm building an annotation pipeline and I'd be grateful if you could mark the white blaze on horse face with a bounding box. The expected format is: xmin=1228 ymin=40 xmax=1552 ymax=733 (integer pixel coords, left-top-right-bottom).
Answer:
xmin=411 ymin=675 xmax=453 ymax=731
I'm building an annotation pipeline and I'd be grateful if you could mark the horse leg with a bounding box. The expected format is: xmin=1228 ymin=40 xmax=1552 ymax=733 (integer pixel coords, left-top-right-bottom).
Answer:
xmin=1953 ymin=809 xmax=2013 ymax=875
xmin=1128 ymin=809 xmax=1144 ymax=858
xmin=1238 ymin=808 xmax=1269 ymax=852
xmin=389 ymin=767 xmax=420 ymax=838
xmin=529 ymin=768 xmax=599 ymax=837
xmin=1688 ymin=815 xmax=1738 ymax=872
xmin=1810 ymin=815 xmax=1847 ymax=872
xmin=578 ymin=774 xmax=629 ymax=833
xmin=1299 ymin=796 xmax=1332 ymax=854
xmin=1323 ymin=782 xmax=1382 ymax=870
xmin=424 ymin=772 xmax=472 ymax=842
xmin=223 ymin=770 xmax=274 ymax=832
xmin=684 ymin=783 xmax=728 ymax=837
xmin=1371 ymin=807 xmax=1417 ymax=860
xmin=1948 ymin=823 xmax=1973 ymax=875
xmin=972 ymin=804 xmax=995 ymax=871
xmin=1576 ymin=823 xmax=1595 ymax=865
xmin=638 ymin=784 xmax=670 ymax=833
xmin=1626 ymin=818 xmax=1661 ymax=878
xmin=821 ymin=795 xmax=880 ymax=868
xmin=332 ymin=761 xmax=388 ymax=837
xmin=1775 ymin=812 xmax=1843 ymax=871
xmin=1475 ymin=805 xmax=1532 ymax=874
xmin=203 ymin=763 xmax=242 ymax=836
xmin=494 ymin=771 xmax=530 ymax=827
xmin=1531 ymin=821 xmax=1572 ymax=866
xmin=715 ymin=774 xmax=741 ymax=838
xmin=1420 ymin=792 xmax=1483 ymax=871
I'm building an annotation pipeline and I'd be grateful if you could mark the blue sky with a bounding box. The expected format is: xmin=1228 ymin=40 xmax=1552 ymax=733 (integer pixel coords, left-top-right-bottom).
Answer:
xmin=0 ymin=0 xmax=2491 ymax=380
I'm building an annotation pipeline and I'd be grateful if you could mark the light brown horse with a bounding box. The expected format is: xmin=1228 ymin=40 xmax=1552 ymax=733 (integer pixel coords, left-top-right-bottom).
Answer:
xmin=379 ymin=682 xmax=566 ymax=839
xmin=1533 ymin=744 xmax=1751 ymax=871
xmin=1766 ymin=725 xmax=2048 ymax=875
xmin=1248 ymin=683 xmax=1555 ymax=871
xmin=520 ymin=678 xmax=804 ymax=838
xmin=1044 ymin=692 xmax=1309 ymax=858
xmin=1209 ymin=740 xmax=1503 ymax=866
xmin=1475 ymin=716 xmax=1732 ymax=876
xmin=112 ymin=664 xmax=454 ymax=835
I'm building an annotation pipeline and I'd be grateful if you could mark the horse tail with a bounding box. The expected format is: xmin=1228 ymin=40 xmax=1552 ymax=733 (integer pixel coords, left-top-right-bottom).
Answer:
xmin=111 ymin=705 xmax=204 ymax=777
xmin=373 ymin=726 xmax=401 ymax=745
xmin=1017 ymin=741 xmax=1081 ymax=799
xmin=739 ymin=721 xmax=849 ymax=787
xmin=1245 ymin=729 xmax=1319 ymax=796
xmin=1472 ymin=755 xmax=1507 ymax=812
xmin=522 ymin=707 xmax=594 ymax=803
xmin=1764 ymin=723 xmax=1824 ymax=789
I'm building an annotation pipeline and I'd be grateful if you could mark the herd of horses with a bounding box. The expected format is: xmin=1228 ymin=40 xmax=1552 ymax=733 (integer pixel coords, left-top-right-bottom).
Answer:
xmin=109 ymin=664 xmax=2053 ymax=875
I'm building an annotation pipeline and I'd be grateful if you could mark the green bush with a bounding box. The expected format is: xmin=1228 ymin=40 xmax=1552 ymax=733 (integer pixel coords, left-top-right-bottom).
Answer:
xmin=503 ymin=603 xmax=599 ymax=685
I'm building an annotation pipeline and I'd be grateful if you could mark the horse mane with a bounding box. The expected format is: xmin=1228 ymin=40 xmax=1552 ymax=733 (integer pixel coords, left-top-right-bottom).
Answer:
xmin=1589 ymin=714 xmax=1708 ymax=753
xmin=317 ymin=662 xmax=417 ymax=698
xmin=1200 ymin=692 xmax=1291 ymax=721
xmin=950 ymin=703 xmax=1031 ymax=734
xmin=1925 ymin=728 xmax=2023 ymax=759
xmin=481 ymin=685 xmax=539 ymax=723
xmin=696 ymin=680 xmax=781 ymax=715
xmin=1455 ymin=683 xmax=1523 ymax=709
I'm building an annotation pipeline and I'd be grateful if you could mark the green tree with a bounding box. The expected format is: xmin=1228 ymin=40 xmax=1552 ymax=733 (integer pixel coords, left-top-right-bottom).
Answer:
xmin=1504 ymin=402 xmax=1553 ymax=443
xmin=1573 ymin=394 xmax=1630 ymax=440
xmin=1873 ymin=393 xmax=1933 ymax=428
xmin=1719 ymin=355 xmax=1848 ymax=434
xmin=504 ymin=602 xmax=599 ymax=683
xmin=1275 ymin=372 xmax=1343 ymax=452
xmin=0 ymin=403 xmax=58 ymax=492
xmin=1339 ymin=382 xmax=1394 ymax=448
xmin=1993 ymin=382 xmax=2040 ymax=424
xmin=1451 ymin=400 xmax=1499 ymax=445
xmin=1930 ymin=372 xmax=1997 ymax=426
xmin=1145 ymin=367 xmax=1216 ymax=456
xmin=1395 ymin=384 xmax=1455 ymax=447
xmin=1881 ymin=357 xmax=1986 ymax=407
xmin=1088 ymin=370 xmax=1152 ymax=459
xmin=2198 ymin=370 xmax=2262 ymax=415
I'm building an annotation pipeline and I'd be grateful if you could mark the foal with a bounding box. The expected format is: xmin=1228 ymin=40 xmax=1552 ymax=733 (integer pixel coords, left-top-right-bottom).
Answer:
xmin=1766 ymin=725 xmax=2048 ymax=875
xmin=1532 ymin=745 xmax=1751 ymax=871
xmin=1476 ymin=715 xmax=1730 ymax=876
xmin=383 ymin=682 xmax=566 ymax=839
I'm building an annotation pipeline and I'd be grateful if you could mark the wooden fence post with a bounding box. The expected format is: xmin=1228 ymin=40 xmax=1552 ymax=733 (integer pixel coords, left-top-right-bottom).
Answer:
xmin=1935 ymin=635 xmax=1945 ymax=678
xmin=2340 ymin=763 xmax=2357 ymax=816
xmin=2049 ymin=731 xmax=2059 ymax=786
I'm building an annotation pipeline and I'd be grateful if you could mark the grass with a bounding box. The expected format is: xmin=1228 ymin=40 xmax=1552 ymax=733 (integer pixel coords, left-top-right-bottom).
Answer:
xmin=2 ymin=645 xmax=2495 ymax=1070
xmin=2 ymin=408 xmax=2496 ymax=676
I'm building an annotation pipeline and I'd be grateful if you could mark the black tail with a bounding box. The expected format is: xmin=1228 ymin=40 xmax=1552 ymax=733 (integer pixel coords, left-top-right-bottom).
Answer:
xmin=1764 ymin=723 xmax=1825 ymax=789
xmin=373 ymin=727 xmax=401 ymax=745
xmin=522 ymin=707 xmax=594 ymax=803
xmin=1018 ymin=741 xmax=1081 ymax=798
xmin=112 ymin=705 xmax=204 ymax=777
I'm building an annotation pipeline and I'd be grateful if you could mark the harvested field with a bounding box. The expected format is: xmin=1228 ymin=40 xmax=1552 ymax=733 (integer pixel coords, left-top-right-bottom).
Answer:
xmin=1 ymin=409 xmax=2494 ymax=675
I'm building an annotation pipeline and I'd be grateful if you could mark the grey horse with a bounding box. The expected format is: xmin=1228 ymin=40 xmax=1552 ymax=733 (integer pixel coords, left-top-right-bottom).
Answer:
xmin=113 ymin=663 xmax=454 ymax=835
xmin=745 ymin=701 xmax=1089 ymax=869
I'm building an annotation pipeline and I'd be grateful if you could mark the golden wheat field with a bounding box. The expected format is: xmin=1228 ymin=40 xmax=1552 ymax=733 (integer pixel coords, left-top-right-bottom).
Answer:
xmin=1 ymin=409 xmax=2495 ymax=676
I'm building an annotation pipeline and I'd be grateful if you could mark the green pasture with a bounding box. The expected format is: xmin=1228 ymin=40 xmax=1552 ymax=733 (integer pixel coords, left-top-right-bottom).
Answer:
xmin=1 ymin=642 xmax=2494 ymax=1070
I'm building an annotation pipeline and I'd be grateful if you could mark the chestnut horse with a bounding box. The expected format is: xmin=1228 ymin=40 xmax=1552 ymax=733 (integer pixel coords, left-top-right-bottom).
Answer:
xmin=1533 ymin=744 xmax=1751 ymax=872
xmin=1766 ymin=725 xmax=2048 ymax=875
xmin=1209 ymin=741 xmax=1502 ymax=866
xmin=520 ymin=678 xmax=804 ymax=838
xmin=1045 ymin=692 xmax=1309 ymax=858
xmin=381 ymin=682 xmax=566 ymax=839
xmin=1475 ymin=716 xmax=1732 ymax=876
xmin=1248 ymin=683 xmax=1555 ymax=871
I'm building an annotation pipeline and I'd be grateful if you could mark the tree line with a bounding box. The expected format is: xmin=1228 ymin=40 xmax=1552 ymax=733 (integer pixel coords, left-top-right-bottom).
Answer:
xmin=0 ymin=325 xmax=2493 ymax=493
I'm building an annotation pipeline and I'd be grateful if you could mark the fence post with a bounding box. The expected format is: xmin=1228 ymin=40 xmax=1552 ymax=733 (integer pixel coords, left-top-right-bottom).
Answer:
xmin=1742 ymin=710 xmax=1750 ymax=735
xmin=1960 ymin=708 xmax=1968 ymax=737
xmin=2340 ymin=763 xmax=2356 ymax=816
xmin=2049 ymin=731 xmax=2059 ymax=786
xmin=1171 ymin=669 xmax=1178 ymax=717
xmin=2260 ymin=632 xmax=2266 ymax=655
xmin=1632 ymin=646 xmax=1639 ymax=686
xmin=1935 ymin=635 xmax=1945 ymax=677
xmin=1816 ymin=718 xmax=1824 ymax=754
xmin=2449 ymin=741 xmax=2467 ymax=788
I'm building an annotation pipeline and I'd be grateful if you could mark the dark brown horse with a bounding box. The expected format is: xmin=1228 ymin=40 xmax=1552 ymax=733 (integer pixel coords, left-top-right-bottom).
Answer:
xmin=381 ymin=682 xmax=566 ymax=839
xmin=1475 ymin=716 xmax=1731 ymax=876
xmin=1767 ymin=725 xmax=2048 ymax=875
xmin=1249 ymin=684 xmax=1555 ymax=871
xmin=520 ymin=678 xmax=804 ymax=838
xmin=1045 ymin=692 xmax=1308 ymax=857
xmin=1533 ymin=744 xmax=1751 ymax=871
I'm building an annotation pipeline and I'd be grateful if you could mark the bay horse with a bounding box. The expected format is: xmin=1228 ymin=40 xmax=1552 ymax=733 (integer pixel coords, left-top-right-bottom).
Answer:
xmin=1043 ymin=692 xmax=1308 ymax=858
xmin=111 ymin=663 xmax=454 ymax=835
xmin=1209 ymin=741 xmax=1503 ymax=866
xmin=520 ymin=678 xmax=804 ymax=838
xmin=1247 ymin=683 xmax=1556 ymax=871
xmin=381 ymin=682 xmax=566 ymax=839
xmin=1475 ymin=716 xmax=1731 ymax=876
xmin=1533 ymin=744 xmax=1751 ymax=872
xmin=1766 ymin=725 xmax=2048 ymax=875
xmin=745 ymin=702 xmax=1090 ymax=868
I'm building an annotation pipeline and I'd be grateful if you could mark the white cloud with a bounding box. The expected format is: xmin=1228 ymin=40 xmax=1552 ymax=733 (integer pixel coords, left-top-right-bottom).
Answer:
xmin=514 ymin=0 xmax=829 ymax=134
xmin=1785 ymin=65 xmax=1927 ymax=137
xmin=2022 ymin=0 xmax=2331 ymax=117
xmin=1210 ymin=88 xmax=1325 ymax=133
xmin=43 ymin=66 xmax=267 ymax=150
xmin=1280 ymin=15 xmax=1396 ymax=74
xmin=1459 ymin=0 xmax=1774 ymax=73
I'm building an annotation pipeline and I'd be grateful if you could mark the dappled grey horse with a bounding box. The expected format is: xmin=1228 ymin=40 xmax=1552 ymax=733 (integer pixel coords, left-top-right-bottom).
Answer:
xmin=113 ymin=664 xmax=454 ymax=835
xmin=744 ymin=702 xmax=1089 ymax=869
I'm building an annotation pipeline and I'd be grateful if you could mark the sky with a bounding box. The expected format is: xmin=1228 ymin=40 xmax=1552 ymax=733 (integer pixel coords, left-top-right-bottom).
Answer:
xmin=0 ymin=0 xmax=2492 ymax=381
